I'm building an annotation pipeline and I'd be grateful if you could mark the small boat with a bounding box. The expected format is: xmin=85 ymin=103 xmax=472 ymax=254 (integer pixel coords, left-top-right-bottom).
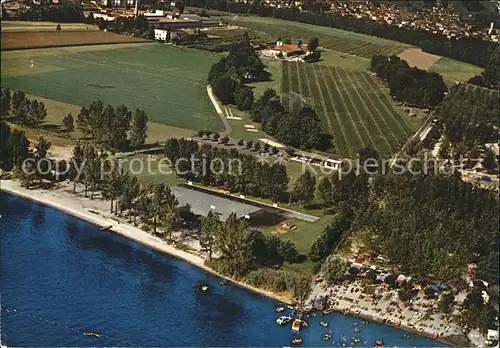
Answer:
xmin=84 ymin=332 xmax=101 ymax=338
xmin=394 ymin=319 xmax=401 ymax=327
xmin=354 ymin=327 xmax=360 ymax=333
xmin=403 ymin=334 xmax=410 ymax=339
xmin=343 ymin=307 xmax=350 ymax=314
xmin=100 ymin=225 xmax=112 ymax=231
xmin=220 ymin=279 xmax=229 ymax=286
xmin=201 ymin=286 xmax=209 ymax=291
xmin=292 ymin=319 xmax=301 ymax=333
xmin=276 ymin=316 xmax=292 ymax=326
xmin=374 ymin=339 xmax=384 ymax=347
xmin=353 ymin=310 xmax=361 ymax=315
xmin=353 ymin=338 xmax=360 ymax=343
xmin=276 ymin=306 xmax=285 ymax=313
xmin=287 ymin=305 xmax=295 ymax=310
xmin=431 ymin=332 xmax=439 ymax=340
xmin=301 ymin=319 xmax=308 ymax=328
xmin=291 ymin=337 xmax=303 ymax=345
xmin=322 ymin=308 xmax=333 ymax=315
xmin=323 ymin=333 xmax=332 ymax=341
xmin=320 ymin=321 xmax=328 ymax=327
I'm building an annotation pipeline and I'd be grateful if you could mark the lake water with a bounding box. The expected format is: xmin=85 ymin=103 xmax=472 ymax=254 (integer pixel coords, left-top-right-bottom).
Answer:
xmin=0 ymin=192 xmax=442 ymax=347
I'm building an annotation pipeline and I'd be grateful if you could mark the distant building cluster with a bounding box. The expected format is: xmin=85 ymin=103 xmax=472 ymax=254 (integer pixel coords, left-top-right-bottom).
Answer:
xmin=232 ymin=0 xmax=499 ymax=43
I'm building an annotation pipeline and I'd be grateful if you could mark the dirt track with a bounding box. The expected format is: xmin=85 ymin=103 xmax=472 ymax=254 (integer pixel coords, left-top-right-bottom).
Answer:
xmin=398 ymin=48 xmax=441 ymax=70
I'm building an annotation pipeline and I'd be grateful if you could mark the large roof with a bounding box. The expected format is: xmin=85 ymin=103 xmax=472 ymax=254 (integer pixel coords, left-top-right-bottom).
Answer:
xmin=271 ymin=44 xmax=304 ymax=54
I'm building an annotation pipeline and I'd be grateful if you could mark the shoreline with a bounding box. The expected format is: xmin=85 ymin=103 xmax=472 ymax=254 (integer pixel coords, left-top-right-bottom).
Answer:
xmin=0 ymin=180 xmax=463 ymax=346
xmin=0 ymin=179 xmax=292 ymax=305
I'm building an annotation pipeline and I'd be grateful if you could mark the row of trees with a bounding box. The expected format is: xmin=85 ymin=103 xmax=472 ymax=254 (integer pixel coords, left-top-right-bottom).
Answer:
xmin=17 ymin=1 xmax=85 ymax=22
xmin=201 ymin=211 xmax=299 ymax=276
xmin=164 ymin=138 xmax=289 ymax=201
xmin=1 ymin=89 xmax=47 ymax=127
xmin=208 ymin=40 xmax=265 ymax=110
xmin=186 ymin=0 xmax=499 ymax=68
xmin=76 ymin=100 xmax=148 ymax=150
xmin=67 ymin=143 xmax=183 ymax=239
xmin=435 ymin=83 xmax=499 ymax=145
xmin=0 ymin=122 xmax=38 ymax=172
xmin=250 ymin=89 xmax=331 ymax=150
xmin=371 ymin=55 xmax=447 ymax=107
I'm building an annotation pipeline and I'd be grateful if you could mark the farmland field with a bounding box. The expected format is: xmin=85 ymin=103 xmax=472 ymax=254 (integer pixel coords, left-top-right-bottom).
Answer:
xmin=1 ymin=44 xmax=224 ymax=132
xmin=1 ymin=21 xmax=98 ymax=32
xmin=428 ymin=57 xmax=484 ymax=84
xmin=1 ymin=31 xmax=148 ymax=50
xmin=225 ymin=16 xmax=411 ymax=58
xmin=281 ymin=62 xmax=419 ymax=157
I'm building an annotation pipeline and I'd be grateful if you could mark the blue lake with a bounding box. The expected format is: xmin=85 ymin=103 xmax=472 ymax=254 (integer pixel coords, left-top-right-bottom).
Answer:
xmin=0 ymin=192 xmax=442 ymax=347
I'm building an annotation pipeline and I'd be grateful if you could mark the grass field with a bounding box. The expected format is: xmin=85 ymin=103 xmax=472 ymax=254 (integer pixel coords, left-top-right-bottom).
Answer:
xmin=1 ymin=21 xmax=98 ymax=32
xmin=225 ymin=16 xmax=411 ymax=59
xmin=1 ymin=45 xmax=224 ymax=132
xmin=429 ymin=57 xmax=484 ymax=84
xmin=281 ymin=62 xmax=419 ymax=157
xmin=120 ymin=153 xmax=187 ymax=186
xmin=1 ymin=31 xmax=147 ymax=50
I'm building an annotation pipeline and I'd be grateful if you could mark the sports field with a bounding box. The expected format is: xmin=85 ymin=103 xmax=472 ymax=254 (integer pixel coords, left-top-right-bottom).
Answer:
xmin=1 ymin=44 xmax=224 ymax=132
xmin=281 ymin=62 xmax=418 ymax=157
xmin=1 ymin=21 xmax=98 ymax=32
xmin=225 ymin=16 xmax=410 ymax=58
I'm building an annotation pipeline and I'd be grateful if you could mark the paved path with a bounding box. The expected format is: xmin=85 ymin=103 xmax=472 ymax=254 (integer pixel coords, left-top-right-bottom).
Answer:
xmin=207 ymin=85 xmax=231 ymax=137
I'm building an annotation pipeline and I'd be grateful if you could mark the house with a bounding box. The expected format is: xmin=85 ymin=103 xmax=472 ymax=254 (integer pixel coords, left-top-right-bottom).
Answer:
xmin=291 ymin=150 xmax=342 ymax=170
xmin=264 ymin=43 xmax=304 ymax=59
xmin=154 ymin=28 xmax=169 ymax=41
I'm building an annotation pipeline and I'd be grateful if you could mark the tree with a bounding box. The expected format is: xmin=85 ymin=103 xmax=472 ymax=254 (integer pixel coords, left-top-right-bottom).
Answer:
xmin=62 ymin=113 xmax=74 ymax=135
xmin=56 ymin=24 xmax=61 ymax=30
xmin=69 ymin=142 xmax=85 ymax=193
xmin=98 ymin=18 xmax=107 ymax=31
xmin=0 ymin=122 xmax=12 ymax=169
xmin=237 ymin=139 xmax=244 ymax=146
xmin=130 ymin=109 xmax=148 ymax=149
xmin=11 ymin=91 xmax=26 ymax=115
xmin=212 ymin=75 xmax=238 ymax=104
xmin=200 ymin=211 xmax=220 ymax=260
xmin=6 ymin=129 xmax=30 ymax=169
xmin=482 ymin=148 xmax=497 ymax=172
xmin=212 ymin=132 xmax=220 ymax=142
xmin=316 ymin=176 xmax=333 ymax=207
xmin=439 ymin=292 xmax=455 ymax=313
xmin=263 ymin=142 xmax=270 ymax=153
xmin=33 ymin=137 xmax=51 ymax=183
xmin=220 ymin=136 xmax=230 ymax=145
xmin=234 ymin=85 xmax=254 ymax=110
xmin=0 ymin=88 xmax=11 ymax=117
xmin=292 ymin=170 xmax=316 ymax=205
xmin=297 ymin=39 xmax=302 ymax=47
xmin=253 ymin=141 xmax=261 ymax=151
xmin=322 ymin=255 xmax=348 ymax=283
xmin=307 ymin=37 xmax=319 ymax=52
xmin=245 ymin=140 xmax=253 ymax=149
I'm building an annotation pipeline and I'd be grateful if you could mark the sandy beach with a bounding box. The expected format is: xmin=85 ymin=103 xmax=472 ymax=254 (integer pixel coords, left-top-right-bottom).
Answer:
xmin=0 ymin=179 xmax=292 ymax=305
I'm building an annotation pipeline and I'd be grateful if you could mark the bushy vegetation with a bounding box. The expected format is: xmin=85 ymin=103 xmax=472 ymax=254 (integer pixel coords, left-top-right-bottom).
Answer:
xmin=76 ymin=100 xmax=148 ymax=151
xmin=435 ymin=84 xmax=499 ymax=145
xmin=371 ymin=55 xmax=447 ymax=107
xmin=1 ymin=89 xmax=47 ymax=127
xmin=250 ymin=88 xmax=330 ymax=151
xmin=18 ymin=2 xmax=84 ymax=22
xmin=164 ymin=138 xmax=289 ymax=201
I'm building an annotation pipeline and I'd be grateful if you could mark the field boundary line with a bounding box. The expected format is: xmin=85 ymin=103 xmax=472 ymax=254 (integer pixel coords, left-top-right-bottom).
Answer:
xmin=350 ymin=72 xmax=401 ymax=148
xmin=342 ymin=70 xmax=393 ymax=153
xmin=329 ymin=67 xmax=371 ymax=152
xmin=295 ymin=62 xmax=306 ymax=107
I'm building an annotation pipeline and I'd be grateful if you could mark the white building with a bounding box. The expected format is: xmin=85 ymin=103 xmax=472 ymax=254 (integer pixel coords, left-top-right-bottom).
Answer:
xmin=154 ymin=29 xmax=169 ymax=41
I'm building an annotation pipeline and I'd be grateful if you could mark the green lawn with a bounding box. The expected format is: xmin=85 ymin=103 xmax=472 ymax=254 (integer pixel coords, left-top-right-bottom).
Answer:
xmin=1 ymin=44 xmax=224 ymax=132
xmin=225 ymin=16 xmax=410 ymax=59
xmin=281 ymin=62 xmax=418 ymax=158
xmin=119 ymin=153 xmax=186 ymax=186
xmin=264 ymin=214 xmax=333 ymax=256
xmin=429 ymin=57 xmax=484 ymax=84
xmin=318 ymin=50 xmax=370 ymax=71
xmin=1 ymin=21 xmax=98 ymax=32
